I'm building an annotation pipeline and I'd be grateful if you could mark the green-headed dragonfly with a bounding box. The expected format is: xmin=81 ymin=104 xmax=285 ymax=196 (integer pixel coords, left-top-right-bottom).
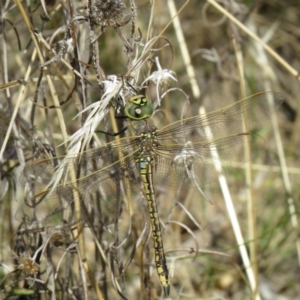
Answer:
xmin=18 ymin=91 xmax=283 ymax=296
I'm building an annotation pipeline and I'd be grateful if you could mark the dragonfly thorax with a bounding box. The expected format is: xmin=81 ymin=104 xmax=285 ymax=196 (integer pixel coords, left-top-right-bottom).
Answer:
xmin=135 ymin=124 xmax=159 ymax=161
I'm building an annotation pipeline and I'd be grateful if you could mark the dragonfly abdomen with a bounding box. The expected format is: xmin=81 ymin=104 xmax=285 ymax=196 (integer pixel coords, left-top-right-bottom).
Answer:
xmin=138 ymin=156 xmax=170 ymax=296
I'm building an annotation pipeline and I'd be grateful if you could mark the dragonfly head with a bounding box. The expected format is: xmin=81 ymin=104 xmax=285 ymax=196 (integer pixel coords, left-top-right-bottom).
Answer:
xmin=125 ymin=95 xmax=153 ymax=120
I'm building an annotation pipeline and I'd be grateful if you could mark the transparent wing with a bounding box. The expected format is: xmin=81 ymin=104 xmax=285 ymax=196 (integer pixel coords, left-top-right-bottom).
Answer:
xmin=154 ymin=91 xmax=283 ymax=189
xmin=17 ymin=136 xmax=143 ymax=226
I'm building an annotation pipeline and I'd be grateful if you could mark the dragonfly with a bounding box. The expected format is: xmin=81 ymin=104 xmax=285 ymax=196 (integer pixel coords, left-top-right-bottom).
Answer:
xmin=18 ymin=91 xmax=283 ymax=296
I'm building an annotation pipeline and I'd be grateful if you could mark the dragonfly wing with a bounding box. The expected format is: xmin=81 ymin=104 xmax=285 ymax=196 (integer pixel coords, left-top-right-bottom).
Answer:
xmin=154 ymin=91 xmax=283 ymax=191
xmin=155 ymin=133 xmax=251 ymax=191
xmin=17 ymin=137 xmax=141 ymax=227
xmin=158 ymin=92 xmax=283 ymax=140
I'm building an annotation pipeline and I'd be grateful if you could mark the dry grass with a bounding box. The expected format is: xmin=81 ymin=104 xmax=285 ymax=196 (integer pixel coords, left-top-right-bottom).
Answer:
xmin=0 ymin=0 xmax=300 ymax=299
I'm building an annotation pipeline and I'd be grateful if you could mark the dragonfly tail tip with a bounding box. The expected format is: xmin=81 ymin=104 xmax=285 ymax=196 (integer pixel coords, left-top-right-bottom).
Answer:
xmin=163 ymin=284 xmax=170 ymax=296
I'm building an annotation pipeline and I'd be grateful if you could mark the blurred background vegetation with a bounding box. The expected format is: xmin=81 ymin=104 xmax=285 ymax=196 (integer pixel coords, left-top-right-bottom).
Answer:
xmin=0 ymin=0 xmax=299 ymax=299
